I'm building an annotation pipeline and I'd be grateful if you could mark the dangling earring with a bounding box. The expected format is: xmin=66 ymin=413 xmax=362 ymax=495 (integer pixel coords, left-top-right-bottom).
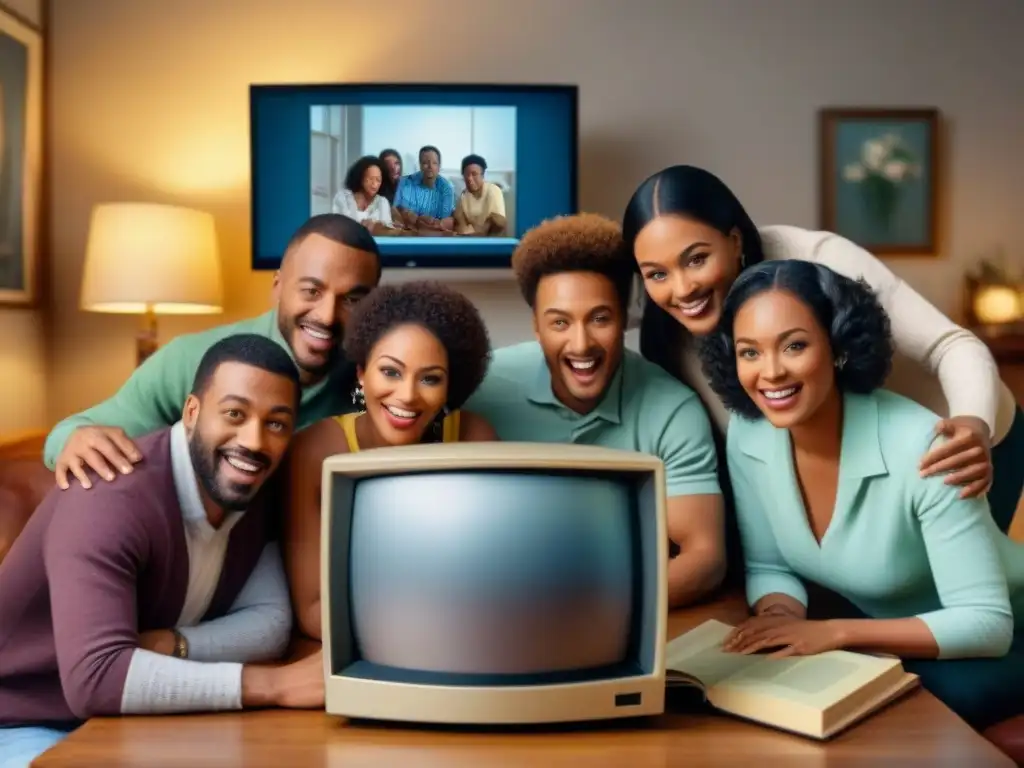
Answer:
xmin=835 ymin=355 xmax=847 ymax=370
xmin=352 ymin=384 xmax=366 ymax=410
xmin=430 ymin=405 xmax=451 ymax=442
xmin=739 ymin=252 xmax=747 ymax=269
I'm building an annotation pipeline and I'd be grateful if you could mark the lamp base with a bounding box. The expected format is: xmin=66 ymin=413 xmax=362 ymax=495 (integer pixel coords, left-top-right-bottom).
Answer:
xmin=137 ymin=310 xmax=159 ymax=367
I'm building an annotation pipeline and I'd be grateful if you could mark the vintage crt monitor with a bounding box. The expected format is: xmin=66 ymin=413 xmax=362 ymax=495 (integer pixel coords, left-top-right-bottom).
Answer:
xmin=320 ymin=442 xmax=668 ymax=725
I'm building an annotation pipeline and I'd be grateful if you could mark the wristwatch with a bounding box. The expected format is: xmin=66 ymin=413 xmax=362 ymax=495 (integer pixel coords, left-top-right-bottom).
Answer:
xmin=172 ymin=630 xmax=189 ymax=659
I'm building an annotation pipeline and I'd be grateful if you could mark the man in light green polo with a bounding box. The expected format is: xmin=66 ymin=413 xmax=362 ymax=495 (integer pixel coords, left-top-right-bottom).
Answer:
xmin=464 ymin=213 xmax=725 ymax=609
xmin=44 ymin=214 xmax=382 ymax=490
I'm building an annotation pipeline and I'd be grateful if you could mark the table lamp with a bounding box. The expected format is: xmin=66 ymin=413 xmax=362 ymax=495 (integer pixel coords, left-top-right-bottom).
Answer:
xmin=972 ymin=284 xmax=1022 ymax=326
xmin=80 ymin=203 xmax=224 ymax=366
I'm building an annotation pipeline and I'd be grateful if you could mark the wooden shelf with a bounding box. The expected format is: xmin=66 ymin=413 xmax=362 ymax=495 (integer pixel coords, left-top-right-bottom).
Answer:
xmin=970 ymin=326 xmax=1024 ymax=364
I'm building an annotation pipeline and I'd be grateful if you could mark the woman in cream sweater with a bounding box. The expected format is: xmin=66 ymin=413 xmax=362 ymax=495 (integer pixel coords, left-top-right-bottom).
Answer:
xmin=622 ymin=164 xmax=1023 ymax=531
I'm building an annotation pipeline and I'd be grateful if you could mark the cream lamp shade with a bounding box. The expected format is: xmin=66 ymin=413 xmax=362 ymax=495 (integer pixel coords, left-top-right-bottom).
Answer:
xmin=80 ymin=203 xmax=224 ymax=315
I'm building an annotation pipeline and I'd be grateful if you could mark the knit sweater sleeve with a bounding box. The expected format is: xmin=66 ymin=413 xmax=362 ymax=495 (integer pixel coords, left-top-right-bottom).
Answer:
xmin=801 ymin=228 xmax=1000 ymax=437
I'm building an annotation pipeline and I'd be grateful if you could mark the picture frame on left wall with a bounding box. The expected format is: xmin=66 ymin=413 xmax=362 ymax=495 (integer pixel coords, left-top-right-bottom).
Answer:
xmin=0 ymin=3 xmax=41 ymax=307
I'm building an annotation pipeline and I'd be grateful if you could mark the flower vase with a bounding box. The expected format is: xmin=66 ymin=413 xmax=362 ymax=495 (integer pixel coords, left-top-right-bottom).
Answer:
xmin=860 ymin=173 xmax=899 ymax=232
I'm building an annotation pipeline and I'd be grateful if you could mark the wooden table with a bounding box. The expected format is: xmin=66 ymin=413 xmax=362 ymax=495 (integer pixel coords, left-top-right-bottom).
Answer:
xmin=34 ymin=593 xmax=1014 ymax=767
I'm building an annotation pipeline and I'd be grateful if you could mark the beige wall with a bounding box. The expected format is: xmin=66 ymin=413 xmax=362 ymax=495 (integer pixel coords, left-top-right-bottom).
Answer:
xmin=41 ymin=0 xmax=1024 ymax=425
xmin=0 ymin=0 xmax=45 ymax=434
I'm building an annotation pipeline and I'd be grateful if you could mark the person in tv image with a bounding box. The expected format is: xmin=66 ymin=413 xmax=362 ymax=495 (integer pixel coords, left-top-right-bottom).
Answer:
xmin=699 ymin=259 xmax=1024 ymax=733
xmin=0 ymin=336 xmax=327 ymax=768
xmin=43 ymin=213 xmax=382 ymax=490
xmin=454 ymin=154 xmax=508 ymax=236
xmin=392 ymin=145 xmax=456 ymax=233
xmin=622 ymin=164 xmax=1024 ymax=534
xmin=332 ymin=155 xmax=397 ymax=234
xmin=464 ymin=213 xmax=726 ymax=609
xmin=284 ymin=280 xmax=498 ymax=640
xmin=378 ymin=148 xmax=403 ymax=205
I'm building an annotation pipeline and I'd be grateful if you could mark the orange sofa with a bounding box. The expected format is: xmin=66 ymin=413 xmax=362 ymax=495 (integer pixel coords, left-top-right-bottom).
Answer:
xmin=0 ymin=431 xmax=53 ymax=565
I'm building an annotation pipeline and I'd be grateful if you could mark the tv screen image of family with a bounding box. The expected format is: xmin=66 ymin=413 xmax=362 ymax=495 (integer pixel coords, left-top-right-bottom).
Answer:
xmin=310 ymin=104 xmax=518 ymax=244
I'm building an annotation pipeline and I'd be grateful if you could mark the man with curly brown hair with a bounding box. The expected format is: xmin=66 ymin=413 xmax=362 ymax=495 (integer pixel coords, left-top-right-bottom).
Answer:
xmin=464 ymin=213 xmax=727 ymax=608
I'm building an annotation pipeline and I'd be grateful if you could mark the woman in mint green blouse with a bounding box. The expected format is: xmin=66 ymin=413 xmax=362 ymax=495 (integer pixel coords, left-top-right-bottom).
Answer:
xmin=698 ymin=258 xmax=1024 ymax=732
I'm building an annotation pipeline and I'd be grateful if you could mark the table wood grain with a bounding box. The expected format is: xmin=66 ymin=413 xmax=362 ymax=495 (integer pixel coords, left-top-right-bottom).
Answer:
xmin=33 ymin=591 xmax=1014 ymax=767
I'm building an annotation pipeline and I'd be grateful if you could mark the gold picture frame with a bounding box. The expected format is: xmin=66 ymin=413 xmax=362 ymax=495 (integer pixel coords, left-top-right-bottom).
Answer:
xmin=0 ymin=2 xmax=41 ymax=307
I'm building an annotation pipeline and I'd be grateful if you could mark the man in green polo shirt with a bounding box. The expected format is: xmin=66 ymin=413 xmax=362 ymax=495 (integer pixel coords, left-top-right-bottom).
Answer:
xmin=464 ymin=213 xmax=725 ymax=608
xmin=44 ymin=214 xmax=382 ymax=490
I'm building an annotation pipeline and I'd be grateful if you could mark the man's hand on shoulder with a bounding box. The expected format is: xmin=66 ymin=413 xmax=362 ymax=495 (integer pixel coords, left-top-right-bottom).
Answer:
xmin=55 ymin=425 xmax=142 ymax=490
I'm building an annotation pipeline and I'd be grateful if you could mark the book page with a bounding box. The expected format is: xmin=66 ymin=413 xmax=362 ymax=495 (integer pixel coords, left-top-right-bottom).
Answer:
xmin=666 ymin=620 xmax=763 ymax=687
xmin=724 ymin=654 xmax=868 ymax=709
xmin=667 ymin=620 xmax=901 ymax=709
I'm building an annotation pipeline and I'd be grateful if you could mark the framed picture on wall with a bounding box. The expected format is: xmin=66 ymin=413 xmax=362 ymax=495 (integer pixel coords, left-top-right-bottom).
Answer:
xmin=818 ymin=108 xmax=939 ymax=256
xmin=0 ymin=3 xmax=42 ymax=307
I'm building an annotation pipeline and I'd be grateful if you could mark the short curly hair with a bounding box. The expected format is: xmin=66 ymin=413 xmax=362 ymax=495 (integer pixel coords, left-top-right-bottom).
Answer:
xmin=344 ymin=155 xmax=386 ymax=194
xmin=511 ymin=213 xmax=634 ymax=310
xmin=342 ymin=280 xmax=492 ymax=410
xmin=697 ymin=260 xmax=894 ymax=420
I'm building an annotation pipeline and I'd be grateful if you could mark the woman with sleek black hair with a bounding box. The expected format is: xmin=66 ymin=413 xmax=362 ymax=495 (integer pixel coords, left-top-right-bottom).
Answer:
xmin=378 ymin=148 xmax=403 ymax=204
xmin=623 ymin=164 xmax=1024 ymax=533
xmin=701 ymin=258 xmax=1024 ymax=735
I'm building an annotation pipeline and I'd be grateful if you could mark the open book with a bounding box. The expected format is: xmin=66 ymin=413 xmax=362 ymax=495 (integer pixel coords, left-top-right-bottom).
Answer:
xmin=666 ymin=620 xmax=920 ymax=740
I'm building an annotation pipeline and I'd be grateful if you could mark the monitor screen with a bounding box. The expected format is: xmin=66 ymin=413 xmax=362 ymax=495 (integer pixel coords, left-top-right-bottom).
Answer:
xmin=251 ymin=84 xmax=578 ymax=270
xmin=328 ymin=469 xmax=647 ymax=687
xmin=310 ymin=104 xmax=518 ymax=239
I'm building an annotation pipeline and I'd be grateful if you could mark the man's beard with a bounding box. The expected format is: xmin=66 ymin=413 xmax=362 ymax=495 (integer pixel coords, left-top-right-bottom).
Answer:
xmin=188 ymin=424 xmax=267 ymax=512
xmin=278 ymin=312 xmax=342 ymax=376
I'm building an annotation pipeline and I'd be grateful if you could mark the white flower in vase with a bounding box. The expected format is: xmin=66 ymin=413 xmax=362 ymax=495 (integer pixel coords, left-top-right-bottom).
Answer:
xmin=841 ymin=132 xmax=919 ymax=231
xmin=843 ymin=163 xmax=867 ymax=182
xmin=862 ymin=139 xmax=888 ymax=172
xmin=882 ymin=159 xmax=909 ymax=181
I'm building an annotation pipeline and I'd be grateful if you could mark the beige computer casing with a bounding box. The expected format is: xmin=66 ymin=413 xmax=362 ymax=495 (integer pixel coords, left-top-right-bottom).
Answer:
xmin=319 ymin=441 xmax=668 ymax=725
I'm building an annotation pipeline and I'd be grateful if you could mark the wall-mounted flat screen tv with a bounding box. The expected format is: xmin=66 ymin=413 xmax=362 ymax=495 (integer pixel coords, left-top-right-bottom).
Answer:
xmin=250 ymin=83 xmax=579 ymax=270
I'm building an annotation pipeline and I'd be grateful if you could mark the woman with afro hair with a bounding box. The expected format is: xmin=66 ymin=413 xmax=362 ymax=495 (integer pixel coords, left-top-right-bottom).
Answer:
xmin=331 ymin=155 xmax=397 ymax=234
xmin=701 ymin=259 xmax=1024 ymax=734
xmin=283 ymin=280 xmax=497 ymax=640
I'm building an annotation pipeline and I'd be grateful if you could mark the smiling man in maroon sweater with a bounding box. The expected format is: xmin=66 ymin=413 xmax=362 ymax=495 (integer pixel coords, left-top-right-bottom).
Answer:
xmin=0 ymin=334 xmax=325 ymax=768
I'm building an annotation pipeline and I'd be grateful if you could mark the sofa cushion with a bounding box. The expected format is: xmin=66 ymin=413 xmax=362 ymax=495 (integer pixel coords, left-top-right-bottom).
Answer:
xmin=0 ymin=432 xmax=52 ymax=564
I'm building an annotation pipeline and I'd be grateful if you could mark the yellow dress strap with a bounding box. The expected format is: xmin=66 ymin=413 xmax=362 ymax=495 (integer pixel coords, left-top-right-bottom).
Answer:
xmin=333 ymin=412 xmax=362 ymax=453
xmin=441 ymin=409 xmax=461 ymax=443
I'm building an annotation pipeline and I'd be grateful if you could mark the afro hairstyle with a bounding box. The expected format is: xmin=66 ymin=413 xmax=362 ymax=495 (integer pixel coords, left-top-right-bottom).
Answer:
xmin=344 ymin=155 xmax=387 ymax=195
xmin=342 ymin=280 xmax=492 ymax=410
xmin=511 ymin=213 xmax=634 ymax=310
xmin=697 ymin=259 xmax=894 ymax=421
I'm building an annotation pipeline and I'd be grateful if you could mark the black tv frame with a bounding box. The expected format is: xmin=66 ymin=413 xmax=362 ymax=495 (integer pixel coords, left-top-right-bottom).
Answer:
xmin=249 ymin=82 xmax=580 ymax=271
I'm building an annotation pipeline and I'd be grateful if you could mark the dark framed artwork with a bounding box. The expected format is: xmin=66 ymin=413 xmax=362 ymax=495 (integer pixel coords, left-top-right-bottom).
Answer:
xmin=0 ymin=3 xmax=41 ymax=306
xmin=819 ymin=108 xmax=939 ymax=256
